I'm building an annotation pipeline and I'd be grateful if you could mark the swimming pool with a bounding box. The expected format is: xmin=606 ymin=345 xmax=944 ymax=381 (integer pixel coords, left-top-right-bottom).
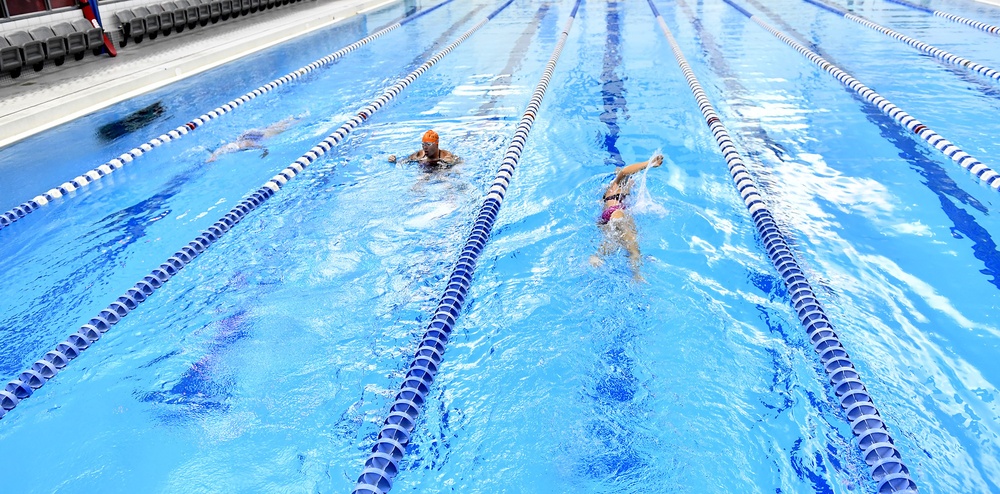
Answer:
xmin=1 ymin=0 xmax=999 ymax=491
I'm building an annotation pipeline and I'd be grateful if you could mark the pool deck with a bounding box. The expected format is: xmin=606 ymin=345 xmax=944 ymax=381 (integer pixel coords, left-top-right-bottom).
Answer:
xmin=0 ymin=0 xmax=400 ymax=148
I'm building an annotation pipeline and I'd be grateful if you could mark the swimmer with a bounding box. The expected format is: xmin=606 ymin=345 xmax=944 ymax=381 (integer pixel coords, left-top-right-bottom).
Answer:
xmin=206 ymin=116 xmax=298 ymax=162
xmin=388 ymin=129 xmax=460 ymax=167
xmin=589 ymin=154 xmax=664 ymax=282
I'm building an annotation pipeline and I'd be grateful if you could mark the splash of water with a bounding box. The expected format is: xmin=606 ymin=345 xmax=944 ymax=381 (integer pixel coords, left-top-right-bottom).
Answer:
xmin=630 ymin=149 xmax=668 ymax=216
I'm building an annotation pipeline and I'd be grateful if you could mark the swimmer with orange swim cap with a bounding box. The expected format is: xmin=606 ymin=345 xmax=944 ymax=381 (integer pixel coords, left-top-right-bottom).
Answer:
xmin=388 ymin=129 xmax=460 ymax=166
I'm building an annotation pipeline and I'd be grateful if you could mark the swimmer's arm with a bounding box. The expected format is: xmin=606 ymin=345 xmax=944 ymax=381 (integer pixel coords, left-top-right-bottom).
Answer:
xmin=441 ymin=150 xmax=461 ymax=164
xmin=613 ymin=155 xmax=663 ymax=184
xmin=393 ymin=150 xmax=424 ymax=163
xmin=207 ymin=146 xmax=235 ymax=162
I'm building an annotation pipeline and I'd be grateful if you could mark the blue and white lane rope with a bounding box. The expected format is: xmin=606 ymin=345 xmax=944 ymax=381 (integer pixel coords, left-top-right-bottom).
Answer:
xmin=350 ymin=2 xmax=580 ymax=493
xmin=804 ymin=0 xmax=1000 ymax=82
xmin=0 ymin=0 xmax=459 ymax=234
xmin=723 ymin=0 xmax=1000 ymax=192
xmin=0 ymin=0 xmax=516 ymax=422
xmin=884 ymin=0 xmax=1000 ymax=36
xmin=646 ymin=1 xmax=917 ymax=492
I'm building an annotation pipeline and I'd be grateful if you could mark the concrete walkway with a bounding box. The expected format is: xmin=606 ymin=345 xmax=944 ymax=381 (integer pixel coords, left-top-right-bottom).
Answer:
xmin=0 ymin=0 xmax=400 ymax=148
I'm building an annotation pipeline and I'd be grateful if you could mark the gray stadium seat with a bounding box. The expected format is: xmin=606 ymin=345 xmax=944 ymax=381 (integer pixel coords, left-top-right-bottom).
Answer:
xmin=193 ymin=0 xmax=212 ymax=26
xmin=115 ymin=10 xmax=145 ymax=47
xmin=71 ymin=19 xmax=106 ymax=56
xmin=0 ymin=37 xmax=24 ymax=78
xmin=51 ymin=22 xmax=88 ymax=61
xmin=174 ymin=0 xmax=200 ymax=29
xmin=134 ymin=6 xmax=161 ymax=40
xmin=204 ymin=0 xmax=222 ymax=23
xmin=162 ymin=2 xmax=188 ymax=33
xmin=5 ymin=31 xmax=46 ymax=72
xmin=146 ymin=5 xmax=173 ymax=36
xmin=29 ymin=26 xmax=68 ymax=66
xmin=219 ymin=0 xmax=232 ymax=20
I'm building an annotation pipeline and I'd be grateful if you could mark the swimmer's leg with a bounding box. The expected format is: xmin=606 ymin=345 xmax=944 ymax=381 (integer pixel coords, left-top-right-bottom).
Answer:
xmin=611 ymin=211 xmax=644 ymax=282
xmin=590 ymin=224 xmax=617 ymax=268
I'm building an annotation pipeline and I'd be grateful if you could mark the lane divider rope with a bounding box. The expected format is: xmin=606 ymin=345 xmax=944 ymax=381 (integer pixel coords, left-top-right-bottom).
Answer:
xmin=723 ymin=0 xmax=1000 ymax=191
xmin=0 ymin=0 xmax=516 ymax=422
xmin=884 ymin=0 xmax=1000 ymax=36
xmin=804 ymin=0 xmax=1000 ymax=82
xmin=646 ymin=0 xmax=918 ymax=492
xmin=0 ymin=0 xmax=458 ymax=233
xmin=350 ymin=1 xmax=580 ymax=493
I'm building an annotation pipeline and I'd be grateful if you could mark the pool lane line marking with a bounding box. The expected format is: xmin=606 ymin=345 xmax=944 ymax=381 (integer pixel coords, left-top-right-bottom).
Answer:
xmin=0 ymin=0 xmax=459 ymax=234
xmin=475 ymin=4 xmax=552 ymax=116
xmin=351 ymin=1 xmax=580 ymax=493
xmin=884 ymin=0 xmax=1000 ymax=36
xmin=723 ymin=0 xmax=1000 ymax=193
xmin=0 ymin=0 xmax=517 ymax=422
xmin=804 ymin=0 xmax=1000 ymax=82
xmin=600 ymin=0 xmax=627 ymax=167
xmin=646 ymin=1 xmax=918 ymax=493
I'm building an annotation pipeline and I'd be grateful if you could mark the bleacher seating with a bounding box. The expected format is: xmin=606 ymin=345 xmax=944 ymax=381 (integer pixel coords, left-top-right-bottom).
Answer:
xmin=71 ymin=19 xmax=107 ymax=57
xmin=51 ymin=22 xmax=88 ymax=61
xmin=1 ymin=0 xmax=306 ymax=79
xmin=3 ymin=31 xmax=45 ymax=76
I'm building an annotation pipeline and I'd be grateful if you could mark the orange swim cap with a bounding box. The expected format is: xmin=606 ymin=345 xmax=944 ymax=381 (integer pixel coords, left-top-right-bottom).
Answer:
xmin=421 ymin=129 xmax=439 ymax=144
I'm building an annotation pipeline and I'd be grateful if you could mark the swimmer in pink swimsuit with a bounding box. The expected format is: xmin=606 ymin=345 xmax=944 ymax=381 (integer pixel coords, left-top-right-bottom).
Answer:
xmin=590 ymin=154 xmax=664 ymax=281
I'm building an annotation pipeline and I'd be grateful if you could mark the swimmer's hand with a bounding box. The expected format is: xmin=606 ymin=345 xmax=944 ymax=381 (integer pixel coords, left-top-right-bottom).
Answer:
xmin=260 ymin=148 xmax=269 ymax=159
xmin=650 ymin=155 xmax=663 ymax=167
xmin=388 ymin=155 xmax=397 ymax=163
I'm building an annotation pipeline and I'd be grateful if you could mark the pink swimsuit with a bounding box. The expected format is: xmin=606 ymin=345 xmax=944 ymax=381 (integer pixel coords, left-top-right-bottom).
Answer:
xmin=599 ymin=204 xmax=624 ymax=224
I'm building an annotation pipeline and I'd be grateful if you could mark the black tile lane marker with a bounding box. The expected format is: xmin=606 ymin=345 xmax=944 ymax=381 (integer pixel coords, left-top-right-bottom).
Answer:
xmin=884 ymin=0 xmax=1000 ymax=37
xmin=803 ymin=0 xmax=1000 ymax=82
xmin=722 ymin=0 xmax=1000 ymax=195
xmin=0 ymin=0 xmax=517 ymax=422
xmin=645 ymin=0 xmax=918 ymax=492
xmin=0 ymin=0 xmax=459 ymax=233
xmin=350 ymin=1 xmax=580 ymax=492
xmin=600 ymin=0 xmax=626 ymax=167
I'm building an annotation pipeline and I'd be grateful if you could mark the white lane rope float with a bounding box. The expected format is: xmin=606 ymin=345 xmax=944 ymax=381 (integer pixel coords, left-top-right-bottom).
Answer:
xmin=804 ymin=0 xmax=1000 ymax=82
xmin=0 ymin=0 xmax=459 ymax=233
xmin=885 ymin=0 xmax=1000 ymax=37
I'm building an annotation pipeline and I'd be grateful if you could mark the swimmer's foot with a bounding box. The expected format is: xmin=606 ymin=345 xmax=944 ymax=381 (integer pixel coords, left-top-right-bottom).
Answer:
xmin=589 ymin=255 xmax=604 ymax=268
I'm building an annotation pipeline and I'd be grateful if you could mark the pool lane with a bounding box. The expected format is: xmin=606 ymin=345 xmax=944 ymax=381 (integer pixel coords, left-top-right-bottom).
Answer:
xmin=352 ymin=2 xmax=580 ymax=491
xmin=0 ymin=0 xmax=461 ymax=234
xmin=723 ymin=0 xmax=1000 ymax=192
xmin=0 ymin=0 xmax=515 ymax=421
xmin=648 ymin=0 xmax=917 ymax=491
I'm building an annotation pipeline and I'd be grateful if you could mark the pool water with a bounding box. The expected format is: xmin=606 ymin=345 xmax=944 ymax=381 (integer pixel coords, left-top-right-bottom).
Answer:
xmin=1 ymin=0 xmax=999 ymax=492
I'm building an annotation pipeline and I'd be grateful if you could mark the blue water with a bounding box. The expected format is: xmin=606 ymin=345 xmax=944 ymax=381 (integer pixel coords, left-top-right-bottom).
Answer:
xmin=1 ymin=0 xmax=999 ymax=491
